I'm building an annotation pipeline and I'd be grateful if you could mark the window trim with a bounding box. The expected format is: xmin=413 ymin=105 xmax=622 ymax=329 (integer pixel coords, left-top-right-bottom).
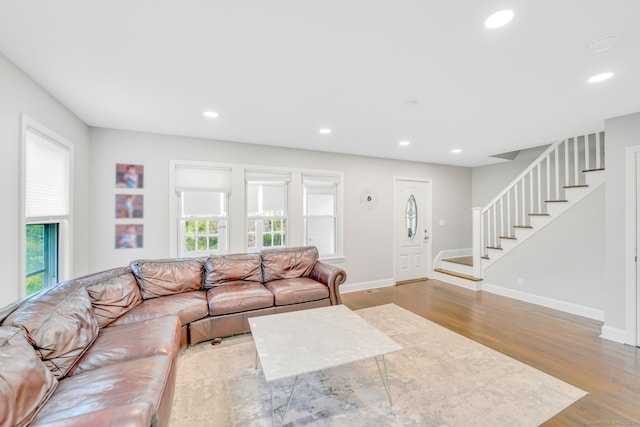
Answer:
xmin=19 ymin=115 xmax=73 ymax=298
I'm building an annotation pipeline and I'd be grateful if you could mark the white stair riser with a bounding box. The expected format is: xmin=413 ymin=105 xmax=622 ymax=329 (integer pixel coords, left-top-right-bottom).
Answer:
xmin=498 ymin=238 xmax=518 ymax=251
xmin=546 ymin=202 xmax=571 ymax=217
xmin=440 ymin=261 xmax=474 ymax=276
xmin=432 ymin=271 xmax=482 ymax=291
xmin=513 ymin=227 xmax=535 ymax=240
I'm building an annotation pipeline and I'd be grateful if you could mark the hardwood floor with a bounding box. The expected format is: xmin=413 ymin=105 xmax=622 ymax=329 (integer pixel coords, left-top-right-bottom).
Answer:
xmin=341 ymin=279 xmax=640 ymax=426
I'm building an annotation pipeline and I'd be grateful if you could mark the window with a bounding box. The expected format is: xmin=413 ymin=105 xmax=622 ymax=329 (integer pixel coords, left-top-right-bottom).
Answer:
xmin=175 ymin=165 xmax=230 ymax=257
xmin=169 ymin=162 xmax=343 ymax=259
xmin=22 ymin=119 xmax=72 ymax=296
xmin=246 ymin=170 xmax=290 ymax=251
xmin=180 ymin=191 xmax=228 ymax=255
xmin=25 ymin=224 xmax=58 ymax=295
xmin=303 ymin=174 xmax=339 ymax=256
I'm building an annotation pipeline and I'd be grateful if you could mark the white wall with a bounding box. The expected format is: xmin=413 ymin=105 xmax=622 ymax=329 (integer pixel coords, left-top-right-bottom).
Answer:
xmin=471 ymin=145 xmax=549 ymax=207
xmin=0 ymin=53 xmax=90 ymax=307
xmin=603 ymin=112 xmax=640 ymax=335
xmin=89 ymin=127 xmax=472 ymax=286
xmin=482 ymin=186 xmax=605 ymax=319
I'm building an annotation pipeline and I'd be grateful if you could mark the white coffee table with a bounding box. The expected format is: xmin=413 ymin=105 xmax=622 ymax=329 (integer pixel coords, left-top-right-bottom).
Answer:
xmin=249 ymin=304 xmax=402 ymax=425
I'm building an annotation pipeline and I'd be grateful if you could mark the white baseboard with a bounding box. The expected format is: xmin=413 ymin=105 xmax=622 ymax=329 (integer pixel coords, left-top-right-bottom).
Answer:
xmin=340 ymin=278 xmax=395 ymax=294
xmin=599 ymin=325 xmax=628 ymax=344
xmin=482 ymin=282 xmax=605 ymax=321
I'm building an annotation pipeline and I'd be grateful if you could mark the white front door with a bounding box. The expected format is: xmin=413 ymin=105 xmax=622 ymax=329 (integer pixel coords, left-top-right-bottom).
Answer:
xmin=394 ymin=179 xmax=432 ymax=282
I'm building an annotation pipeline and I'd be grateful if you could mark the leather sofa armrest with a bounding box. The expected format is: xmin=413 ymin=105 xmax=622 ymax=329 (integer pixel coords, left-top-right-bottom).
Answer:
xmin=309 ymin=261 xmax=347 ymax=305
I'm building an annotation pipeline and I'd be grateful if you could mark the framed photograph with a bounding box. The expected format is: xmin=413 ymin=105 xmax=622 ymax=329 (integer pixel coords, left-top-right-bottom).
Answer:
xmin=116 ymin=163 xmax=144 ymax=189
xmin=115 ymin=194 xmax=143 ymax=218
xmin=115 ymin=224 xmax=143 ymax=249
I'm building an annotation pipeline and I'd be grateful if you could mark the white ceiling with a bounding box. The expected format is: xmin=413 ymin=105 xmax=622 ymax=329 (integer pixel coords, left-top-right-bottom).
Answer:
xmin=1 ymin=1 xmax=639 ymax=167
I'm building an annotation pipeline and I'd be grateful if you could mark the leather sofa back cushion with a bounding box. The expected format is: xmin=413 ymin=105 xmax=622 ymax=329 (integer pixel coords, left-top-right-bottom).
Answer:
xmin=204 ymin=254 xmax=263 ymax=288
xmin=3 ymin=281 xmax=98 ymax=380
xmin=0 ymin=326 xmax=58 ymax=427
xmin=131 ymin=258 xmax=204 ymax=299
xmin=261 ymin=246 xmax=319 ymax=282
xmin=81 ymin=267 xmax=142 ymax=328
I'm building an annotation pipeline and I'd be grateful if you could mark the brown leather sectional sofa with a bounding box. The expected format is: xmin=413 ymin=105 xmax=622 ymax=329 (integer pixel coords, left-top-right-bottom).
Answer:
xmin=0 ymin=246 xmax=346 ymax=427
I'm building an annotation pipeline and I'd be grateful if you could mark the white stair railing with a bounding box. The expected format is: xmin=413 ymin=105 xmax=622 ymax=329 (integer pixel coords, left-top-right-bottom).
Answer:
xmin=472 ymin=131 xmax=605 ymax=278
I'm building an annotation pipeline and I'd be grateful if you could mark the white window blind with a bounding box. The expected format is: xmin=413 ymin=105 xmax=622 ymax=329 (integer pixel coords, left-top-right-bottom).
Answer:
xmin=245 ymin=170 xmax=291 ymax=182
xmin=25 ymin=129 xmax=70 ymax=219
xmin=175 ymin=165 xmax=231 ymax=192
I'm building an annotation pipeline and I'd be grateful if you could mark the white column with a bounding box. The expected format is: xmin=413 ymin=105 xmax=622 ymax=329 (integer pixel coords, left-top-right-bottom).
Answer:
xmin=472 ymin=207 xmax=483 ymax=278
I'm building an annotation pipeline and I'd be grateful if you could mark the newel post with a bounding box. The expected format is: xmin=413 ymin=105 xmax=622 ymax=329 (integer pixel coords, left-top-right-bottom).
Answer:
xmin=472 ymin=207 xmax=483 ymax=279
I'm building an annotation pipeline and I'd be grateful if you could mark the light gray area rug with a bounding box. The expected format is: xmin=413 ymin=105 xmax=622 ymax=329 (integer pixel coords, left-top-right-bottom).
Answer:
xmin=170 ymin=304 xmax=586 ymax=426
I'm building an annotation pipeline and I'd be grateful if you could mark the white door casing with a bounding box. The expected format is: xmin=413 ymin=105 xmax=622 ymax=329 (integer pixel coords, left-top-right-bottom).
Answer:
xmin=394 ymin=178 xmax=432 ymax=282
xmin=624 ymin=146 xmax=640 ymax=347
xmin=636 ymin=152 xmax=640 ymax=346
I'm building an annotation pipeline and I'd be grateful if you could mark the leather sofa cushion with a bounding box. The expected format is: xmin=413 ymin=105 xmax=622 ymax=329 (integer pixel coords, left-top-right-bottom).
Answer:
xmin=130 ymin=258 xmax=204 ymax=299
xmin=0 ymin=326 xmax=57 ymax=427
xmin=261 ymin=246 xmax=319 ymax=282
xmin=207 ymin=282 xmax=274 ymax=316
xmin=264 ymin=277 xmax=329 ymax=306
xmin=69 ymin=315 xmax=181 ymax=376
xmin=111 ymin=291 xmax=209 ymax=327
xmin=81 ymin=267 xmax=142 ymax=328
xmin=30 ymin=355 xmax=174 ymax=426
xmin=3 ymin=281 xmax=99 ymax=380
xmin=204 ymin=253 xmax=263 ymax=288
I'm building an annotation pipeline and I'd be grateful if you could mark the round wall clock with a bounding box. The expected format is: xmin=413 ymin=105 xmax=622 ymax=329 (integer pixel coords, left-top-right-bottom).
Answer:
xmin=360 ymin=188 xmax=379 ymax=211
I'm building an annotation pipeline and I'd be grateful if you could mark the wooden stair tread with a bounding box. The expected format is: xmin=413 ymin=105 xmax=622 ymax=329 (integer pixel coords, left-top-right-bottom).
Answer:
xmin=434 ymin=268 xmax=483 ymax=282
xmin=564 ymin=184 xmax=589 ymax=189
xmin=528 ymin=213 xmax=550 ymax=216
xmin=486 ymin=246 xmax=503 ymax=250
xmin=545 ymin=199 xmax=568 ymax=203
xmin=499 ymin=236 xmax=517 ymax=240
xmin=583 ymin=168 xmax=605 ymax=173
xmin=442 ymin=256 xmax=473 ymax=267
xmin=481 ymin=255 xmax=490 ymax=260
xmin=513 ymin=225 xmax=532 ymax=229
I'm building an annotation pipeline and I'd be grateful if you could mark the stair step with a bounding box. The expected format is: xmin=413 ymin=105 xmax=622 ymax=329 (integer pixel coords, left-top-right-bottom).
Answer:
xmin=442 ymin=256 xmax=473 ymax=267
xmin=545 ymin=199 xmax=568 ymax=203
xmin=486 ymin=246 xmax=503 ymax=250
xmin=564 ymin=184 xmax=589 ymax=189
xmin=434 ymin=268 xmax=483 ymax=282
xmin=513 ymin=225 xmax=533 ymax=229
xmin=481 ymin=255 xmax=490 ymax=260
xmin=499 ymin=236 xmax=517 ymax=240
xmin=528 ymin=213 xmax=550 ymax=216
xmin=583 ymin=168 xmax=605 ymax=173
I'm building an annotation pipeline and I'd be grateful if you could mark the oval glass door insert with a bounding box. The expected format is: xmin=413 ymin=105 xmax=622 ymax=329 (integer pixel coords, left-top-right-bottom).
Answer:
xmin=406 ymin=194 xmax=418 ymax=241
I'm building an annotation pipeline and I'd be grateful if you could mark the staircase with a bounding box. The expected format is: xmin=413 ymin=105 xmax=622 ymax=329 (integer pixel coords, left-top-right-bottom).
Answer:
xmin=433 ymin=131 xmax=605 ymax=289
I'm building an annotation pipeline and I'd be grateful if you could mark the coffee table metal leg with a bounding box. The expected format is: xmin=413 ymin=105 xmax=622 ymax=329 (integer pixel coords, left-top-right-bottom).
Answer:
xmin=375 ymin=355 xmax=393 ymax=407
xmin=270 ymin=376 xmax=300 ymax=426
xmin=281 ymin=375 xmax=299 ymax=424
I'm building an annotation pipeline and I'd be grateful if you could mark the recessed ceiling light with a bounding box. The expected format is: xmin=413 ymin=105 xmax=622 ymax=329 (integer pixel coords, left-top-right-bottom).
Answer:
xmin=398 ymin=141 xmax=410 ymax=147
xmin=319 ymin=128 xmax=331 ymax=135
xmin=588 ymin=72 xmax=614 ymax=83
xmin=485 ymin=10 xmax=514 ymax=29
xmin=203 ymin=111 xmax=219 ymax=118
xmin=452 ymin=149 xmax=462 ymax=154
